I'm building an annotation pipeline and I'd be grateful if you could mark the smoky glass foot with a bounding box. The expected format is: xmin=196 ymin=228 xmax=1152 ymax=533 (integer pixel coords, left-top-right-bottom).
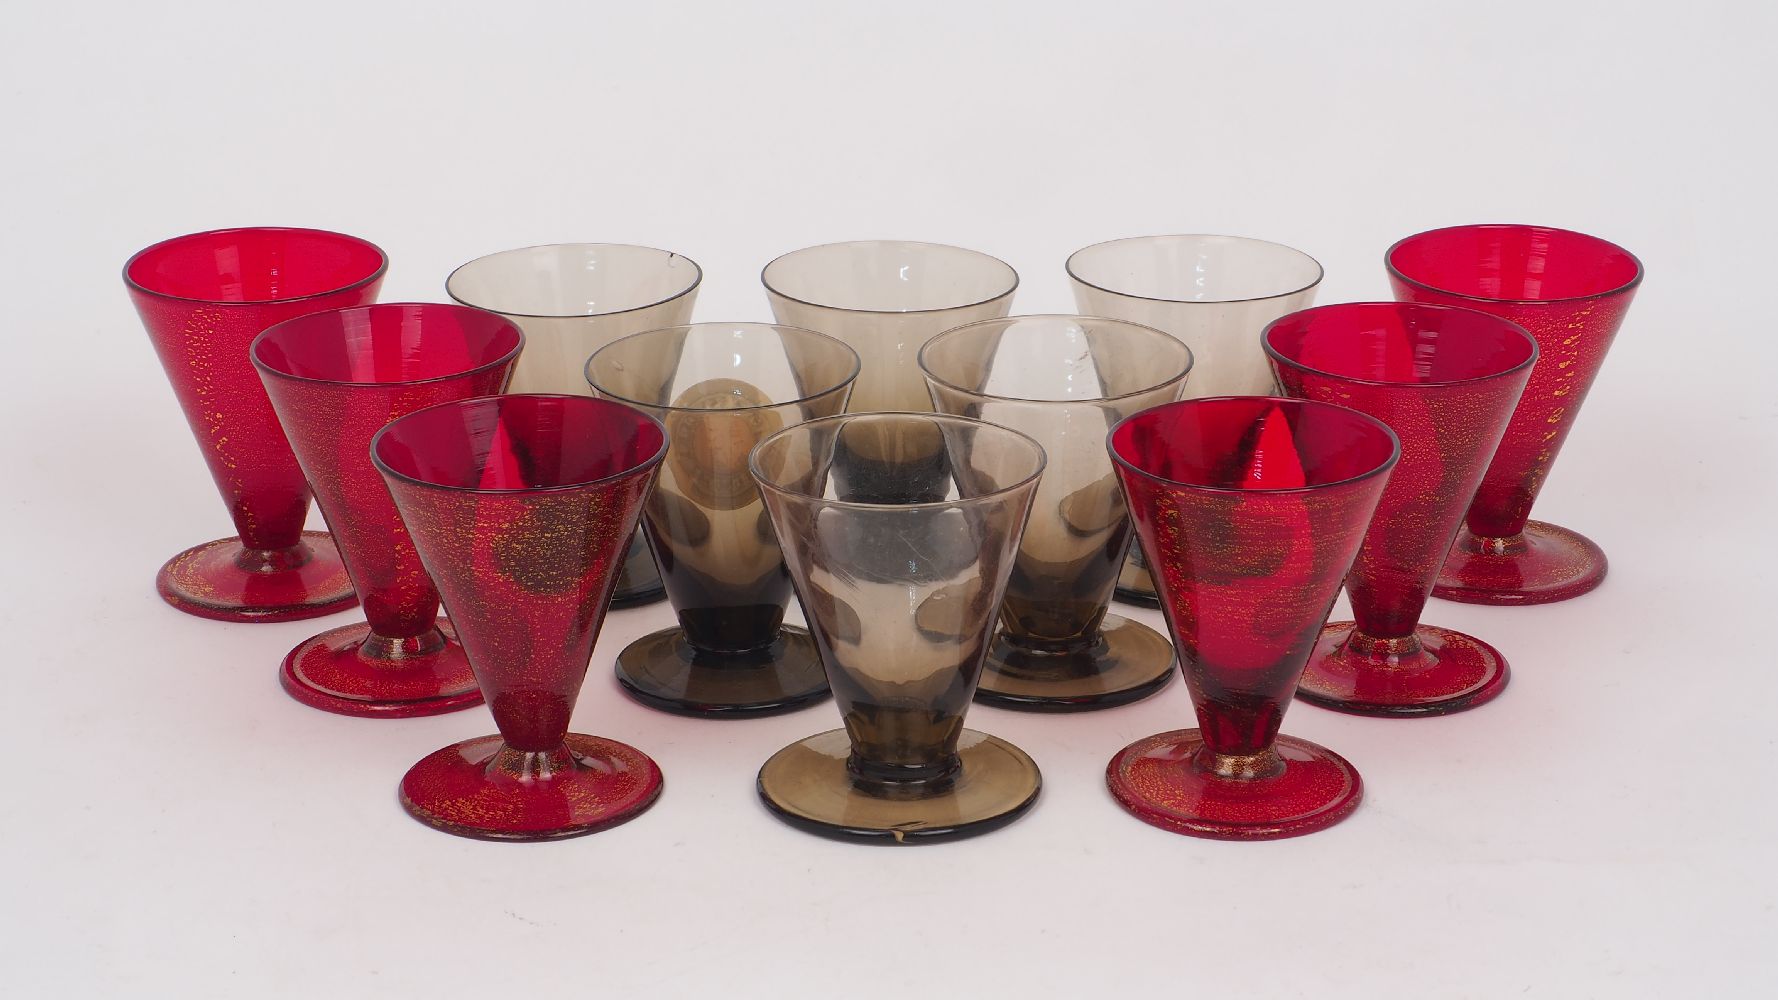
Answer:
xmin=757 ymin=728 xmax=1040 ymax=844
xmin=608 ymin=535 xmax=668 ymax=607
xmin=1108 ymin=729 xmax=1362 ymax=841
xmin=156 ymin=530 xmax=357 ymax=623
xmin=279 ymin=618 xmax=482 ymax=718
xmin=1432 ymin=520 xmax=1607 ymax=606
xmin=976 ymin=614 xmax=1174 ymax=712
xmin=614 ymin=625 xmax=830 ymax=718
xmin=1296 ymin=622 xmax=1510 ymax=717
xmin=400 ymin=734 xmax=664 ymax=842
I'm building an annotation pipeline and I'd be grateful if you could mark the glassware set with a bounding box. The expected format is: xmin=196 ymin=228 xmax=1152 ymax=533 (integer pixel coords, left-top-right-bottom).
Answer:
xmin=127 ymin=224 xmax=1643 ymax=843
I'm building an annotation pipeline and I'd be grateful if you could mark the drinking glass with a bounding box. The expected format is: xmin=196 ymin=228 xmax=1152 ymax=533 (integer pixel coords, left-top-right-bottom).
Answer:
xmin=253 ymin=303 xmax=523 ymax=717
xmin=587 ymin=323 xmax=859 ymax=716
xmin=1067 ymin=235 xmax=1323 ymax=606
xmin=1388 ymin=224 xmax=1643 ymax=604
xmin=373 ymin=395 xmax=667 ymax=840
xmin=1108 ymin=397 xmax=1398 ymax=839
xmin=125 ymin=227 xmax=387 ymax=621
xmin=920 ymin=315 xmax=1192 ymax=710
xmin=1266 ymin=303 xmax=1537 ymax=716
xmin=764 ymin=241 xmax=1019 ymax=505
xmin=750 ymin=413 xmax=1046 ymax=843
xmin=447 ymin=243 xmax=701 ymax=606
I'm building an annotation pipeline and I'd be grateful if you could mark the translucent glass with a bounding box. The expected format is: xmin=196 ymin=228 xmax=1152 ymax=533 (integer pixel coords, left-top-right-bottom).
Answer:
xmin=447 ymin=243 xmax=702 ymax=605
xmin=586 ymin=323 xmax=859 ymax=717
xmin=1067 ymin=234 xmax=1323 ymax=604
xmin=920 ymin=315 xmax=1192 ymax=710
xmin=762 ymin=240 xmax=1018 ymax=414
xmin=750 ymin=413 xmax=1046 ymax=843
xmin=253 ymin=303 xmax=523 ymax=718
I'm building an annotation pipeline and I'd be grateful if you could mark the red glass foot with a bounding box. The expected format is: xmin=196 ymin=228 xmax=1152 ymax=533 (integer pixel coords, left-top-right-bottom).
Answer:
xmin=400 ymin=734 xmax=664 ymax=842
xmin=1296 ymin=622 xmax=1509 ymax=717
xmin=1107 ymin=730 xmax=1363 ymax=841
xmin=280 ymin=618 xmax=482 ymax=718
xmin=156 ymin=530 xmax=357 ymax=623
xmin=1432 ymin=519 xmax=1607 ymax=606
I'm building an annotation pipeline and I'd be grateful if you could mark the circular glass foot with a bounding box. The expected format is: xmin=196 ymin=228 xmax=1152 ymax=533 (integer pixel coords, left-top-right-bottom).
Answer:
xmin=400 ymin=734 xmax=663 ymax=841
xmin=1432 ymin=519 xmax=1607 ymax=606
xmin=1112 ymin=586 xmax=1161 ymax=608
xmin=1107 ymin=729 xmax=1362 ymax=840
xmin=975 ymin=613 xmax=1175 ymax=712
xmin=615 ymin=625 xmax=830 ymax=717
xmin=608 ymin=581 xmax=668 ymax=609
xmin=280 ymin=618 xmax=482 ymax=718
xmin=757 ymin=728 xmax=1041 ymax=844
xmin=156 ymin=531 xmax=357 ymax=623
xmin=1296 ymin=622 xmax=1509 ymax=717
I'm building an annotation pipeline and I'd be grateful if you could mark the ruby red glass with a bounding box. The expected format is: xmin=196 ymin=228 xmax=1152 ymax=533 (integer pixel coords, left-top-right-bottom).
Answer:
xmin=1388 ymin=224 xmax=1643 ymax=604
xmin=1266 ymin=303 xmax=1537 ymax=716
xmin=125 ymin=227 xmax=387 ymax=622
xmin=373 ymin=395 xmax=667 ymax=841
xmin=1108 ymin=397 xmax=1398 ymax=839
xmin=253 ymin=304 xmax=523 ymax=718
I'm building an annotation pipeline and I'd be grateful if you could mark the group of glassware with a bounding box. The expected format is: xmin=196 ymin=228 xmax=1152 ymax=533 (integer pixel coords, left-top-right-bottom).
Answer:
xmin=123 ymin=226 xmax=1642 ymax=843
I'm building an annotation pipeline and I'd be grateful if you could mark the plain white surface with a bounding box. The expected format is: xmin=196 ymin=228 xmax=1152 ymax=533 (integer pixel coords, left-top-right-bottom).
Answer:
xmin=4 ymin=2 xmax=1776 ymax=996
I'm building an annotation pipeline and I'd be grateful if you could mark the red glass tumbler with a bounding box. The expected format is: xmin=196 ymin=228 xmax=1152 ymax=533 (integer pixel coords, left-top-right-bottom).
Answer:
xmin=1265 ymin=303 xmax=1537 ymax=716
xmin=1108 ymin=397 xmax=1398 ymax=839
xmin=1388 ymin=224 xmax=1642 ymax=604
xmin=125 ymin=227 xmax=387 ymax=621
xmin=253 ymin=304 xmax=523 ymax=717
xmin=373 ymin=395 xmax=667 ymax=840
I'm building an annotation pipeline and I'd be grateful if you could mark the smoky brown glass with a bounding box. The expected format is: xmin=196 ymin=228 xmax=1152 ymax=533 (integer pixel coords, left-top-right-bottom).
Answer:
xmin=920 ymin=315 xmax=1192 ymax=711
xmin=1067 ymin=234 xmax=1323 ymax=606
xmin=750 ymin=412 xmax=1046 ymax=843
xmin=586 ymin=323 xmax=859 ymax=717
xmin=447 ymin=243 xmax=702 ymax=607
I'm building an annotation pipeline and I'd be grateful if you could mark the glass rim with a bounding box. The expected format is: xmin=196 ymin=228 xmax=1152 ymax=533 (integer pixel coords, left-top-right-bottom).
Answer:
xmin=1261 ymin=302 xmax=1539 ymax=390
xmin=1385 ymin=223 xmax=1645 ymax=305
xmin=748 ymin=410 xmax=1047 ymax=512
xmin=444 ymin=242 xmax=704 ymax=319
xmin=917 ymin=313 xmax=1195 ymax=405
xmin=760 ymin=239 xmax=1020 ymax=315
xmin=1065 ymin=234 xmax=1324 ymax=305
xmin=122 ymin=226 xmax=389 ymax=307
xmin=371 ymin=393 xmax=669 ymax=496
xmin=1108 ymin=395 xmax=1401 ymax=496
xmin=585 ymin=322 xmax=862 ymax=414
xmin=251 ymin=302 xmax=526 ymax=389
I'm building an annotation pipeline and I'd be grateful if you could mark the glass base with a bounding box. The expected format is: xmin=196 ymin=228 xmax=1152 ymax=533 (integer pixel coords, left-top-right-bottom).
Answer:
xmin=1432 ymin=519 xmax=1607 ymax=606
xmin=757 ymin=728 xmax=1041 ymax=844
xmin=614 ymin=625 xmax=830 ymax=718
xmin=156 ymin=531 xmax=358 ymax=623
xmin=975 ymin=613 xmax=1175 ymax=712
xmin=1296 ymin=622 xmax=1510 ymax=717
xmin=1113 ymin=556 xmax=1160 ymax=607
xmin=1107 ymin=729 xmax=1363 ymax=841
xmin=280 ymin=618 xmax=483 ymax=719
xmin=399 ymin=734 xmax=663 ymax=842
xmin=608 ymin=533 xmax=667 ymax=608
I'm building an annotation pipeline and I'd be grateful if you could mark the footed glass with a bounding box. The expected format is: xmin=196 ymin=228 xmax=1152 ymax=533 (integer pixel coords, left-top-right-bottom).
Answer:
xmin=447 ymin=243 xmax=701 ymax=606
xmin=1108 ymin=397 xmax=1398 ymax=839
xmin=1066 ymin=234 xmax=1323 ymax=606
xmin=587 ymin=323 xmax=858 ymax=717
xmin=920 ymin=315 xmax=1191 ymax=710
xmin=253 ymin=303 xmax=523 ymax=717
xmin=1266 ymin=303 xmax=1537 ymax=716
xmin=1388 ymin=224 xmax=1643 ymax=604
xmin=750 ymin=413 xmax=1046 ymax=843
xmin=373 ymin=395 xmax=667 ymax=841
xmin=763 ymin=241 xmax=1018 ymax=505
xmin=125 ymin=227 xmax=387 ymax=621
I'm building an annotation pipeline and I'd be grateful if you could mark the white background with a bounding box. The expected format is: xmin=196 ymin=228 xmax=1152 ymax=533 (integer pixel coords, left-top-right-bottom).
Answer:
xmin=4 ymin=1 xmax=1775 ymax=996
